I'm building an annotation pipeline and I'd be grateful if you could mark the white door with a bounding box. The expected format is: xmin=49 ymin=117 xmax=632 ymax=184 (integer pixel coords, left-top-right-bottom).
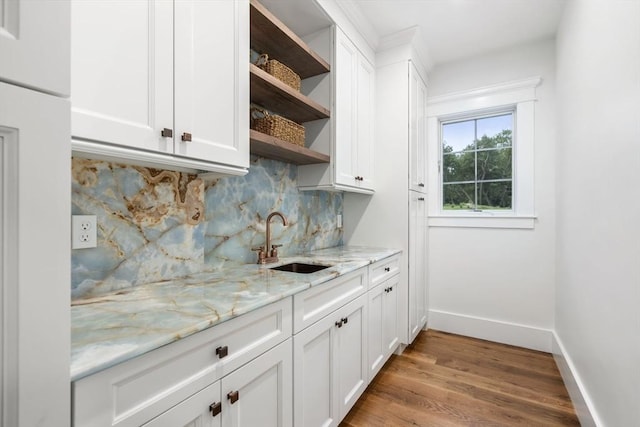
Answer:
xmin=71 ymin=0 xmax=173 ymax=153
xmin=409 ymin=63 xmax=428 ymax=193
xmin=293 ymin=313 xmax=339 ymax=427
xmin=356 ymin=56 xmax=375 ymax=191
xmin=408 ymin=191 xmax=427 ymax=342
xmin=174 ymin=0 xmax=249 ymax=168
xmin=0 ymin=0 xmax=69 ymax=96
xmin=142 ymin=381 xmax=222 ymax=427
xmin=383 ymin=275 xmax=400 ymax=357
xmin=336 ymin=294 xmax=368 ymax=419
xmin=0 ymin=83 xmax=70 ymax=427
xmin=416 ymin=199 xmax=429 ymax=329
xmin=221 ymin=339 xmax=292 ymax=427
xmin=334 ymin=28 xmax=358 ymax=187
xmin=367 ymin=284 xmax=385 ymax=381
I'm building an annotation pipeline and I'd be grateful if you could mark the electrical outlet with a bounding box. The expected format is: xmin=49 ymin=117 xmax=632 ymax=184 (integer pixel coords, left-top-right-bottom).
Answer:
xmin=72 ymin=215 xmax=97 ymax=249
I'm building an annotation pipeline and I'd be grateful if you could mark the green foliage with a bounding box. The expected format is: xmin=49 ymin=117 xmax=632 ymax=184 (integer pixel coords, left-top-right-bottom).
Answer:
xmin=443 ymin=130 xmax=513 ymax=210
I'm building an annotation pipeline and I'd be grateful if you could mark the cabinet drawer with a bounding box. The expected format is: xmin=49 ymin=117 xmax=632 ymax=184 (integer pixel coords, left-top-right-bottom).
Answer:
xmin=370 ymin=255 xmax=400 ymax=289
xmin=293 ymin=269 xmax=366 ymax=334
xmin=73 ymin=297 xmax=292 ymax=427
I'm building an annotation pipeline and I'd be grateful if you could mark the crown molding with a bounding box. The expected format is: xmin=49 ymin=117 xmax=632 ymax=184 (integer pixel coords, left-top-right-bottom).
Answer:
xmin=333 ymin=0 xmax=380 ymax=53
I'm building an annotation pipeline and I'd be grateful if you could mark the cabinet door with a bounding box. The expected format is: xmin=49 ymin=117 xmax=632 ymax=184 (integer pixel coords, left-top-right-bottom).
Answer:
xmin=142 ymin=381 xmax=221 ymax=427
xmin=409 ymin=192 xmax=427 ymax=342
xmin=0 ymin=0 xmax=69 ymax=96
xmin=71 ymin=0 xmax=173 ymax=153
xmin=1 ymin=83 xmax=70 ymax=427
xmin=334 ymin=28 xmax=358 ymax=187
xmin=356 ymin=56 xmax=375 ymax=191
xmin=367 ymin=283 xmax=385 ymax=382
xmin=409 ymin=63 xmax=428 ymax=193
xmin=174 ymin=0 xmax=249 ymax=168
xmin=221 ymin=339 xmax=292 ymax=427
xmin=293 ymin=311 xmax=339 ymax=427
xmin=383 ymin=275 xmax=400 ymax=357
xmin=336 ymin=294 xmax=368 ymax=419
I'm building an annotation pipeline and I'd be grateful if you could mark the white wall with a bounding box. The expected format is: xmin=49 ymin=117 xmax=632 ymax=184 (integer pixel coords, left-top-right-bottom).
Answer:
xmin=426 ymin=39 xmax=557 ymax=351
xmin=555 ymin=1 xmax=640 ymax=425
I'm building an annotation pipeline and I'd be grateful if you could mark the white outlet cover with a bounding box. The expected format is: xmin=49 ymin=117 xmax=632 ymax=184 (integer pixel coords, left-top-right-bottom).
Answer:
xmin=72 ymin=215 xmax=97 ymax=249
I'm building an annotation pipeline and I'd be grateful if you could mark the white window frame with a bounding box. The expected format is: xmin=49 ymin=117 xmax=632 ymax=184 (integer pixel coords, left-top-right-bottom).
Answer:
xmin=427 ymin=77 xmax=541 ymax=229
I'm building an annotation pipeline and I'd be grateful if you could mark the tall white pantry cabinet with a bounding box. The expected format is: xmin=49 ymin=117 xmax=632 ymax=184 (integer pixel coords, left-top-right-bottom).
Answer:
xmin=344 ymin=54 xmax=429 ymax=345
xmin=0 ymin=0 xmax=71 ymax=426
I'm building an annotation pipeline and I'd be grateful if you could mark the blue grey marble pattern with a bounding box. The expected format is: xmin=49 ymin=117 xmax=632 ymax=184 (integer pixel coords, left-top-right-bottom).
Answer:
xmin=71 ymin=246 xmax=401 ymax=381
xmin=205 ymin=156 xmax=343 ymax=269
xmin=71 ymin=156 xmax=343 ymax=299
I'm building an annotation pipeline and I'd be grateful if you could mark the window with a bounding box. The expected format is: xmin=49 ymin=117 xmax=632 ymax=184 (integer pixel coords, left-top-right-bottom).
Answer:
xmin=442 ymin=112 xmax=514 ymax=212
xmin=426 ymin=77 xmax=541 ymax=229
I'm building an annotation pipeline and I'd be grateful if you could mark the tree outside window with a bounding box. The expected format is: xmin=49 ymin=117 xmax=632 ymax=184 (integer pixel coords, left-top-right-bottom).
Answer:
xmin=442 ymin=112 xmax=513 ymax=211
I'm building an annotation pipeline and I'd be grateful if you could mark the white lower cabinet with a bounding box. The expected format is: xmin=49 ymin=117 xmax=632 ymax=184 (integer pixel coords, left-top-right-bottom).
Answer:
xmin=73 ymin=261 xmax=405 ymax=427
xmin=367 ymin=273 xmax=399 ymax=381
xmin=143 ymin=339 xmax=292 ymax=427
xmin=293 ymin=293 xmax=368 ymax=427
xmin=221 ymin=339 xmax=292 ymax=427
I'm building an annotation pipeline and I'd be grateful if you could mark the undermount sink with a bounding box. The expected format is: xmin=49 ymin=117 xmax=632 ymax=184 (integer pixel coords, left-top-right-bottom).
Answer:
xmin=270 ymin=262 xmax=330 ymax=274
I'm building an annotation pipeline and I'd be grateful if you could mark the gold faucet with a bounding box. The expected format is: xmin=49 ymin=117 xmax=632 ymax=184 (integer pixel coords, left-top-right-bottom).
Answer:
xmin=252 ymin=211 xmax=288 ymax=264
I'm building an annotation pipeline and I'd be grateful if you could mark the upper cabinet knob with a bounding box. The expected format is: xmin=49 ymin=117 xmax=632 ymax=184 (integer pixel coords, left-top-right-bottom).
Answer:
xmin=161 ymin=128 xmax=173 ymax=138
xmin=181 ymin=132 xmax=192 ymax=142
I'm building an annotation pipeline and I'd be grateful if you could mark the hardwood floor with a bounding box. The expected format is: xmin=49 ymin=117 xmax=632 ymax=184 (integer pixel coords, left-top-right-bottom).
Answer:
xmin=341 ymin=330 xmax=580 ymax=427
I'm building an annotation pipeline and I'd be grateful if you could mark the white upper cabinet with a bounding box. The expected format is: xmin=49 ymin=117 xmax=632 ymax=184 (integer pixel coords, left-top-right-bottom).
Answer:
xmin=297 ymin=25 xmax=375 ymax=194
xmin=71 ymin=0 xmax=249 ymax=174
xmin=0 ymin=0 xmax=70 ymax=96
xmin=333 ymin=28 xmax=375 ymax=192
xmin=409 ymin=63 xmax=428 ymax=193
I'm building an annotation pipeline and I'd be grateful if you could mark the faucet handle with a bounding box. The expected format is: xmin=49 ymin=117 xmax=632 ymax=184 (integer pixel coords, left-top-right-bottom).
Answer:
xmin=251 ymin=246 xmax=266 ymax=263
xmin=270 ymin=244 xmax=282 ymax=258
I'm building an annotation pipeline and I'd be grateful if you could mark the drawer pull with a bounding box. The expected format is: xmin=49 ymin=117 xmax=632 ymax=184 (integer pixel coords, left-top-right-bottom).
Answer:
xmin=216 ymin=345 xmax=229 ymax=359
xmin=384 ymin=287 xmax=389 ymax=293
xmin=209 ymin=401 xmax=222 ymax=417
xmin=335 ymin=320 xmax=343 ymax=328
xmin=160 ymin=127 xmax=173 ymax=138
xmin=418 ymin=183 xmax=425 ymax=187
xmin=389 ymin=286 xmax=393 ymax=292
xmin=227 ymin=390 xmax=239 ymax=404
xmin=181 ymin=132 xmax=192 ymax=142
xmin=342 ymin=317 xmax=348 ymax=324
xmin=384 ymin=267 xmax=391 ymax=272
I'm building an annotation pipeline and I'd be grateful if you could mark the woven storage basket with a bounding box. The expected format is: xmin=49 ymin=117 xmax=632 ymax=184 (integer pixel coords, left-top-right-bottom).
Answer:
xmin=251 ymin=108 xmax=305 ymax=147
xmin=255 ymin=54 xmax=301 ymax=91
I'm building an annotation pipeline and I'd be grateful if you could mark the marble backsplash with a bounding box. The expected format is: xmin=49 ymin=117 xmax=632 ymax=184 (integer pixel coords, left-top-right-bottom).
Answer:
xmin=71 ymin=156 xmax=343 ymax=299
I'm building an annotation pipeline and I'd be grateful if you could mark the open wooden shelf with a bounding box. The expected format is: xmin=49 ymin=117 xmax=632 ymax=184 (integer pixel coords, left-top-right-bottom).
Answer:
xmin=250 ymin=64 xmax=330 ymax=123
xmin=250 ymin=130 xmax=330 ymax=165
xmin=250 ymin=0 xmax=330 ymax=79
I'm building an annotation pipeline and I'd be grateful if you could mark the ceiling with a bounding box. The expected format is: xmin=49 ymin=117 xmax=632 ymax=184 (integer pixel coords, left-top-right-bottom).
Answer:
xmin=349 ymin=0 xmax=567 ymax=68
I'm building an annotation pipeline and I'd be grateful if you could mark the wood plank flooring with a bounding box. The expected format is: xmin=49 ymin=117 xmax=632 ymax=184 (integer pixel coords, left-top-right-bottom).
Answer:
xmin=341 ymin=330 xmax=580 ymax=427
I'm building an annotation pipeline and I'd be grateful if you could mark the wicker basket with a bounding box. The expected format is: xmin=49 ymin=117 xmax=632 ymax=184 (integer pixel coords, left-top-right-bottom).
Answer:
xmin=255 ymin=54 xmax=301 ymax=91
xmin=251 ymin=108 xmax=305 ymax=147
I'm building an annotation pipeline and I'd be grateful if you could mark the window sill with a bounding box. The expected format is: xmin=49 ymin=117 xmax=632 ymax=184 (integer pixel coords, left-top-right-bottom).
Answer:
xmin=428 ymin=215 xmax=536 ymax=229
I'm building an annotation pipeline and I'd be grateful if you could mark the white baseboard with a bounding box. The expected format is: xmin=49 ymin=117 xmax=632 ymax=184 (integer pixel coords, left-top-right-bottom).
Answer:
xmin=552 ymin=332 xmax=601 ymax=427
xmin=428 ymin=309 xmax=553 ymax=352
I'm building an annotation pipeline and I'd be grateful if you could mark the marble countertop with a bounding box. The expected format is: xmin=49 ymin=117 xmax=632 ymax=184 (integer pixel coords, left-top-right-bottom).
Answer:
xmin=71 ymin=246 xmax=401 ymax=381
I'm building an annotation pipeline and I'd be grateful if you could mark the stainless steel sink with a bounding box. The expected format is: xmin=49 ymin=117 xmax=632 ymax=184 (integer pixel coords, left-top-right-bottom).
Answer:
xmin=270 ymin=262 xmax=330 ymax=274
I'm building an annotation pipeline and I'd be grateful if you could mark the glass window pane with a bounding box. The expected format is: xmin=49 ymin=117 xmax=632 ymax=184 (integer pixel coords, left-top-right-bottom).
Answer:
xmin=477 ymin=148 xmax=512 ymax=180
xmin=442 ymin=120 xmax=475 ymax=153
xmin=477 ymin=181 xmax=512 ymax=210
xmin=443 ymin=152 xmax=475 ymax=183
xmin=477 ymin=114 xmax=512 ymax=140
xmin=443 ymin=183 xmax=475 ymax=210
